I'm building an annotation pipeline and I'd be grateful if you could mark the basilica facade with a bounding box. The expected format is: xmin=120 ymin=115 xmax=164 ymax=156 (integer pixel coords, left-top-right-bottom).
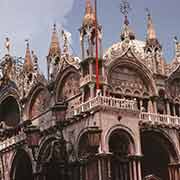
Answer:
xmin=0 ymin=1 xmax=180 ymax=180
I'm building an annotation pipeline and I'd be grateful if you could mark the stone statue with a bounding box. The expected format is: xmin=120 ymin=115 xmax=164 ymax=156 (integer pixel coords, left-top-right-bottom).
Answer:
xmin=5 ymin=37 xmax=10 ymax=55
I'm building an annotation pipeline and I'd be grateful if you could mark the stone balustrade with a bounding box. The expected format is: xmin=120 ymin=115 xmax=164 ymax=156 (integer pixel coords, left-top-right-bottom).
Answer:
xmin=66 ymin=95 xmax=137 ymax=119
xmin=140 ymin=112 xmax=180 ymax=126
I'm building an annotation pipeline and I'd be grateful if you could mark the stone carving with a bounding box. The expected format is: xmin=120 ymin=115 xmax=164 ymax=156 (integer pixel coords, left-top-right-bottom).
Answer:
xmin=169 ymin=79 xmax=180 ymax=100
xmin=109 ymin=66 xmax=149 ymax=97
xmin=60 ymin=72 xmax=80 ymax=100
xmin=30 ymin=89 xmax=51 ymax=119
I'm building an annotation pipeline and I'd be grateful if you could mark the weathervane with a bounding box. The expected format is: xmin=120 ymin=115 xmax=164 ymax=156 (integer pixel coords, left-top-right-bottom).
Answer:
xmin=120 ymin=0 xmax=131 ymax=16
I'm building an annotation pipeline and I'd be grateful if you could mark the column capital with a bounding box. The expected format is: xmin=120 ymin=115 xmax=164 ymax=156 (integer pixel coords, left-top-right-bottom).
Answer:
xmin=168 ymin=162 xmax=180 ymax=168
xmin=128 ymin=154 xmax=143 ymax=160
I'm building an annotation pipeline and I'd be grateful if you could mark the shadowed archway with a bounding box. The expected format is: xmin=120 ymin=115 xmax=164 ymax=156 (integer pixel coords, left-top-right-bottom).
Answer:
xmin=108 ymin=129 xmax=135 ymax=180
xmin=141 ymin=131 xmax=178 ymax=180
xmin=10 ymin=149 xmax=33 ymax=180
xmin=0 ymin=96 xmax=20 ymax=127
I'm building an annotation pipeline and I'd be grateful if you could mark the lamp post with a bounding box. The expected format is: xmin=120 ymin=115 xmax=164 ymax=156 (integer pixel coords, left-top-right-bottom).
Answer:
xmin=87 ymin=126 xmax=102 ymax=155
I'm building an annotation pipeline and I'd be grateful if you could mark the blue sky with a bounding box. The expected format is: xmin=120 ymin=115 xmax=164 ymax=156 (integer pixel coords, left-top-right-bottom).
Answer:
xmin=0 ymin=0 xmax=180 ymax=75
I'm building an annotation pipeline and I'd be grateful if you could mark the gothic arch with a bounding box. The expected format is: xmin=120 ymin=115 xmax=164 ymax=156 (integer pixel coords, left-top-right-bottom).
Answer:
xmin=10 ymin=149 xmax=33 ymax=180
xmin=107 ymin=58 xmax=157 ymax=97
xmin=55 ymin=66 xmax=80 ymax=102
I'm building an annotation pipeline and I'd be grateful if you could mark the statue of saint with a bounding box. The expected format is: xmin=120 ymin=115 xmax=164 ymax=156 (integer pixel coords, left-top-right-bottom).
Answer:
xmin=5 ymin=37 xmax=10 ymax=55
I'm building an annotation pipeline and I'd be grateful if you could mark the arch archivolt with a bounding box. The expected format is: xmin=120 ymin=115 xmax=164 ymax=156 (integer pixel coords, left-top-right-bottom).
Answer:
xmin=107 ymin=58 xmax=157 ymax=97
xmin=141 ymin=128 xmax=179 ymax=162
xmin=76 ymin=127 xmax=90 ymax=152
xmin=0 ymin=93 xmax=21 ymax=126
xmin=26 ymin=84 xmax=51 ymax=120
xmin=55 ymin=66 xmax=80 ymax=102
xmin=104 ymin=125 xmax=136 ymax=155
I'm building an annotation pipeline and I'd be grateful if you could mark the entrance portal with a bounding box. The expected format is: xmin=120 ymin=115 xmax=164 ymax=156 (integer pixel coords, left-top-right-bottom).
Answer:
xmin=141 ymin=131 xmax=177 ymax=180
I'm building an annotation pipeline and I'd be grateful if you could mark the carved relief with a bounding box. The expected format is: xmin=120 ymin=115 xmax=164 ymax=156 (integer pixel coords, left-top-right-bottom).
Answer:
xmin=59 ymin=72 xmax=80 ymax=100
xmin=109 ymin=65 xmax=149 ymax=96
xmin=169 ymin=79 xmax=180 ymax=99
xmin=30 ymin=89 xmax=51 ymax=119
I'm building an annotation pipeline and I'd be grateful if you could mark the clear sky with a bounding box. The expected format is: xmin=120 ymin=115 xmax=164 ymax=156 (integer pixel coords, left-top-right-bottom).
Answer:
xmin=0 ymin=0 xmax=180 ymax=75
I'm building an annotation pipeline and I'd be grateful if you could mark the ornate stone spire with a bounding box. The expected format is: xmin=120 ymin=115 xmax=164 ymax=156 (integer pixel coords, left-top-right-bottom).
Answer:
xmin=48 ymin=24 xmax=61 ymax=57
xmin=147 ymin=12 xmax=157 ymax=40
xmin=23 ymin=40 xmax=34 ymax=72
xmin=145 ymin=10 xmax=161 ymax=49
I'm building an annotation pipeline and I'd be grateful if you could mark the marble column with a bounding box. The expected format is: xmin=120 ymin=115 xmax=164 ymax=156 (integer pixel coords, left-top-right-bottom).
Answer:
xmin=148 ymin=99 xmax=153 ymax=113
xmin=81 ymin=38 xmax=85 ymax=60
xmin=173 ymin=105 xmax=176 ymax=116
xmin=95 ymin=153 xmax=112 ymax=180
xmin=166 ymin=101 xmax=171 ymax=115
xmin=140 ymin=99 xmax=143 ymax=111
xmin=89 ymin=60 xmax=93 ymax=77
xmin=89 ymin=84 xmax=95 ymax=99
xmin=80 ymin=88 xmax=85 ymax=103
xmin=129 ymin=155 xmax=142 ymax=180
xmin=168 ymin=163 xmax=180 ymax=180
